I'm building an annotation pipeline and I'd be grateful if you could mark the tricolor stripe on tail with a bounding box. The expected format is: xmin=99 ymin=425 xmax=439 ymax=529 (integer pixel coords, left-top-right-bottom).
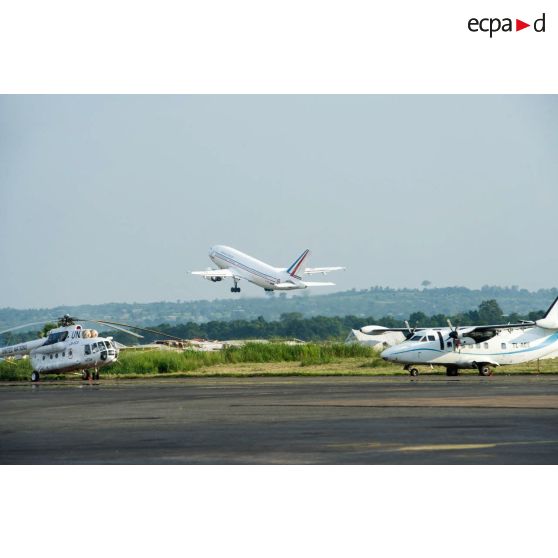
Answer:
xmin=286 ymin=249 xmax=310 ymax=278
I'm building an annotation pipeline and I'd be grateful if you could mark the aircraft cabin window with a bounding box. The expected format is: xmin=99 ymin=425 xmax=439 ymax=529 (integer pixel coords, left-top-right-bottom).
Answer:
xmin=50 ymin=354 xmax=53 ymax=359
xmin=42 ymin=356 xmax=45 ymax=361
xmin=84 ymin=345 xmax=91 ymax=355
xmin=447 ymin=341 xmax=452 ymax=348
xmin=501 ymin=343 xmax=507 ymax=350
xmin=427 ymin=335 xmax=435 ymax=341
xmin=62 ymin=352 xmax=65 ymax=357
xmin=484 ymin=343 xmax=489 ymax=349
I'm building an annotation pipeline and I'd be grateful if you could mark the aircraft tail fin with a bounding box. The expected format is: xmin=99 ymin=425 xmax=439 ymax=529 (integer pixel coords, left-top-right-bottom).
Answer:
xmin=286 ymin=249 xmax=311 ymax=278
xmin=536 ymin=297 xmax=558 ymax=329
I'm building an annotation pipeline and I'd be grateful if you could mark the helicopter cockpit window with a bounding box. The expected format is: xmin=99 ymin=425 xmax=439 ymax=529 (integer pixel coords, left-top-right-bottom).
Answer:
xmin=91 ymin=343 xmax=98 ymax=353
xmin=98 ymin=341 xmax=106 ymax=349
xmin=44 ymin=331 xmax=69 ymax=346
xmin=84 ymin=345 xmax=91 ymax=355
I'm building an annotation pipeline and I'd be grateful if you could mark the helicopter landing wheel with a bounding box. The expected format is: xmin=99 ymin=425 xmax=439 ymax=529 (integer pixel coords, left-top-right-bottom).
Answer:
xmin=31 ymin=370 xmax=40 ymax=382
xmin=409 ymin=367 xmax=419 ymax=377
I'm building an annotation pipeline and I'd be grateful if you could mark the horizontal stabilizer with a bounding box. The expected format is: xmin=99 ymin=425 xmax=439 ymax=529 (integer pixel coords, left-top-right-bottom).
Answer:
xmin=191 ymin=269 xmax=234 ymax=278
xmin=274 ymin=282 xmax=304 ymax=290
xmin=303 ymin=266 xmax=345 ymax=275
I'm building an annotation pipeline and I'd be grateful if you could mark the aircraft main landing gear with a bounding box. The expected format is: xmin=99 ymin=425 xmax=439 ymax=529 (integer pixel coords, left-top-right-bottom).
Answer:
xmin=478 ymin=364 xmax=493 ymax=377
xmin=231 ymin=279 xmax=241 ymax=293
xmin=31 ymin=370 xmax=40 ymax=382
xmin=446 ymin=366 xmax=459 ymax=377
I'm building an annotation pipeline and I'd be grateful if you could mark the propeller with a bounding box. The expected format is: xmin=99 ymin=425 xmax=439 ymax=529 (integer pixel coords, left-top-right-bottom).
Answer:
xmin=403 ymin=320 xmax=417 ymax=339
xmin=447 ymin=319 xmax=460 ymax=339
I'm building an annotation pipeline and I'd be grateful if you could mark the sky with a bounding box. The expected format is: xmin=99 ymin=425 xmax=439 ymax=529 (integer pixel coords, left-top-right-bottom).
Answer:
xmin=0 ymin=95 xmax=557 ymax=309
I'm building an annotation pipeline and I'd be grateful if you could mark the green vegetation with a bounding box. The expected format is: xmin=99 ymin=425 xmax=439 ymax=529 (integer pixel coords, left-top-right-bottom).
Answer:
xmin=2 ymin=299 xmax=548 ymax=346
xmin=2 ymin=341 xmax=558 ymax=382
xmin=2 ymin=285 xmax=557 ymax=335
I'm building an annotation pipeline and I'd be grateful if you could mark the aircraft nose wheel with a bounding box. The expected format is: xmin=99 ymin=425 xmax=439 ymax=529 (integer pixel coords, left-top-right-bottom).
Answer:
xmin=409 ymin=368 xmax=419 ymax=377
xmin=31 ymin=370 xmax=40 ymax=382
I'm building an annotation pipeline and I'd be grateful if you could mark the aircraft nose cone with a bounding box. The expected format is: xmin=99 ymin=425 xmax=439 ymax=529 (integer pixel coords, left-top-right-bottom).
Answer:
xmin=380 ymin=347 xmax=393 ymax=360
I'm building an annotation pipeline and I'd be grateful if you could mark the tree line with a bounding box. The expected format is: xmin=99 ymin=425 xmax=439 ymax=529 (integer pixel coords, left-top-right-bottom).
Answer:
xmin=110 ymin=299 xmax=546 ymax=344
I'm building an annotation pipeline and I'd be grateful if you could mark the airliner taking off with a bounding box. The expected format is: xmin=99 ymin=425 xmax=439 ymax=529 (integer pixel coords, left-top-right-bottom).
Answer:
xmin=191 ymin=245 xmax=345 ymax=293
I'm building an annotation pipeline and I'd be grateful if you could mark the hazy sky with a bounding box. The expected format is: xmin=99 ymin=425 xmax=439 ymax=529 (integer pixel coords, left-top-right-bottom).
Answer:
xmin=1 ymin=95 xmax=557 ymax=309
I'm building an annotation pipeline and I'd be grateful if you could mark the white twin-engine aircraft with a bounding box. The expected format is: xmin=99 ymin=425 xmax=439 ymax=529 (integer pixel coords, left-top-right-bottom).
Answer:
xmin=191 ymin=245 xmax=345 ymax=293
xmin=376 ymin=297 xmax=558 ymax=377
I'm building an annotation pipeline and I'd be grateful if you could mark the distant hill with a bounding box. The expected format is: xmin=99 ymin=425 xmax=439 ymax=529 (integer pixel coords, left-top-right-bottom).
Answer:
xmin=1 ymin=286 xmax=557 ymax=332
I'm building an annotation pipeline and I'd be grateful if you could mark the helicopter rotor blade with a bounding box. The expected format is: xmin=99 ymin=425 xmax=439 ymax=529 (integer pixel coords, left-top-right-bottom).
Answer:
xmin=73 ymin=318 xmax=144 ymax=339
xmin=76 ymin=318 xmax=184 ymax=341
xmin=0 ymin=320 xmax=57 ymax=336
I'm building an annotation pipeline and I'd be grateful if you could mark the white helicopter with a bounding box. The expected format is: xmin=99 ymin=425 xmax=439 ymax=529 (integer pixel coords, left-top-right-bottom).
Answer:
xmin=369 ymin=297 xmax=558 ymax=377
xmin=0 ymin=315 xmax=179 ymax=382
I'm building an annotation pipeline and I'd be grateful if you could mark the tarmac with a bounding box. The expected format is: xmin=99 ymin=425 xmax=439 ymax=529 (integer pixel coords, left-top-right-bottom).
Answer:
xmin=1 ymin=375 xmax=558 ymax=464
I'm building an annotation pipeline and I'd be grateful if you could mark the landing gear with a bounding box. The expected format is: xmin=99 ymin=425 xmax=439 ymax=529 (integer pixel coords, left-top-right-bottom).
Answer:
xmin=446 ymin=366 xmax=459 ymax=377
xmin=31 ymin=370 xmax=40 ymax=382
xmin=82 ymin=370 xmax=91 ymax=380
xmin=230 ymin=279 xmax=241 ymax=293
xmin=404 ymin=365 xmax=419 ymax=377
xmin=478 ymin=364 xmax=493 ymax=377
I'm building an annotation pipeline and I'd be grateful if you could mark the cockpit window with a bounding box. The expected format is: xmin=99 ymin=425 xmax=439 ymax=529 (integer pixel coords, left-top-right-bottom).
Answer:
xmin=44 ymin=331 xmax=68 ymax=345
xmin=410 ymin=335 xmax=422 ymax=341
xmin=427 ymin=335 xmax=435 ymax=341
xmin=420 ymin=337 xmax=427 ymax=342
xmin=91 ymin=343 xmax=98 ymax=352
xmin=97 ymin=341 xmax=105 ymax=349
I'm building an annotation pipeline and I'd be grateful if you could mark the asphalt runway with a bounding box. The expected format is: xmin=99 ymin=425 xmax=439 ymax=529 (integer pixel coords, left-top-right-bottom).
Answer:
xmin=1 ymin=375 xmax=558 ymax=464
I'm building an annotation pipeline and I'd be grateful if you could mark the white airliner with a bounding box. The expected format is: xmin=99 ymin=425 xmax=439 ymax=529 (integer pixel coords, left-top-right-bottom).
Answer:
xmin=191 ymin=245 xmax=344 ymax=293
xmin=377 ymin=297 xmax=558 ymax=377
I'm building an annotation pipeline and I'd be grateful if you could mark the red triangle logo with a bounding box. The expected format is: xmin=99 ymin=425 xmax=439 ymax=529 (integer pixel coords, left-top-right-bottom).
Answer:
xmin=516 ymin=19 xmax=530 ymax=31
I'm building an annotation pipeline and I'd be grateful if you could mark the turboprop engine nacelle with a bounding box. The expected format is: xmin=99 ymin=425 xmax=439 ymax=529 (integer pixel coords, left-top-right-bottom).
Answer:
xmin=360 ymin=325 xmax=387 ymax=335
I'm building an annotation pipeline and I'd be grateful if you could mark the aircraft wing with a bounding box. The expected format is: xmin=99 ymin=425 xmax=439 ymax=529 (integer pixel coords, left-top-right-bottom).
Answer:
xmin=467 ymin=322 xmax=535 ymax=332
xmin=303 ymin=267 xmax=345 ymax=275
xmin=191 ymin=269 xmax=234 ymax=278
xmin=301 ymin=281 xmax=335 ymax=287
